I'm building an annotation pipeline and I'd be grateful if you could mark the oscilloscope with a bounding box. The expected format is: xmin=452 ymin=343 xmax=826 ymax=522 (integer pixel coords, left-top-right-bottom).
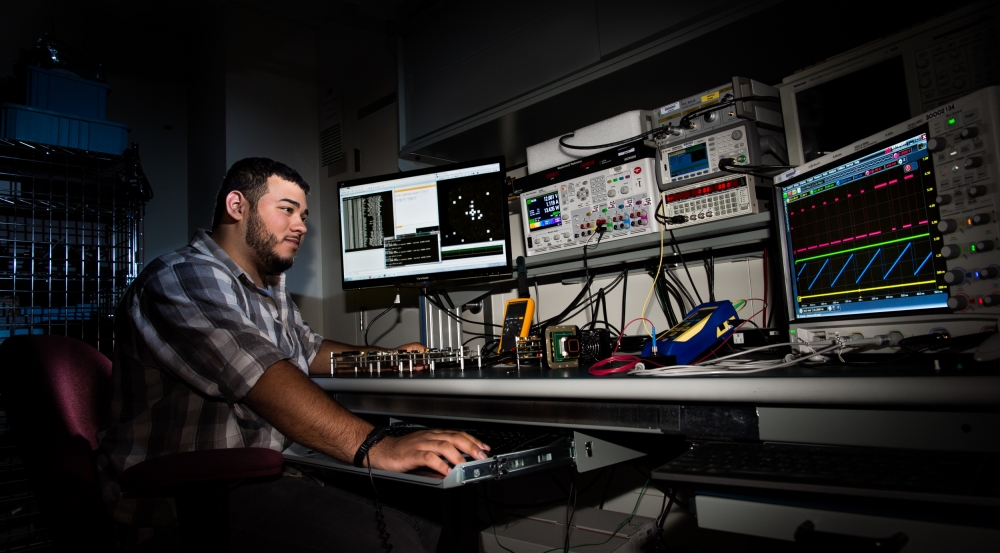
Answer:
xmin=774 ymin=86 xmax=1000 ymax=347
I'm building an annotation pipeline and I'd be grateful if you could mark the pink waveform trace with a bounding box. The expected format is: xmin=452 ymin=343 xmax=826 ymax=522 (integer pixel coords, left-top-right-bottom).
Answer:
xmin=874 ymin=183 xmax=887 ymax=189
xmin=856 ymin=233 xmax=868 ymax=239
xmin=918 ymin=220 xmax=928 ymax=225
xmin=904 ymin=174 xmax=914 ymax=180
xmin=869 ymin=231 xmax=881 ymax=237
xmin=903 ymin=224 xmax=912 ymax=228
xmin=889 ymin=179 xmax=898 ymax=184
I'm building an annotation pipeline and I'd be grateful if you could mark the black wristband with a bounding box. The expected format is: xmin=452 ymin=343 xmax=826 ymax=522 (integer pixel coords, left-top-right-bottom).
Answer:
xmin=353 ymin=426 xmax=390 ymax=468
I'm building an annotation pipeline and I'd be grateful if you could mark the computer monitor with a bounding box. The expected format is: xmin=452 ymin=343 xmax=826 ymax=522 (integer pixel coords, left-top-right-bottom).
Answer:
xmin=775 ymin=127 xmax=949 ymax=324
xmin=338 ymin=157 xmax=511 ymax=289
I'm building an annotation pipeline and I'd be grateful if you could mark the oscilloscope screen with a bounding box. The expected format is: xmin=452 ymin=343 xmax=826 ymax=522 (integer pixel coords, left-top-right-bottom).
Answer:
xmin=778 ymin=124 xmax=949 ymax=321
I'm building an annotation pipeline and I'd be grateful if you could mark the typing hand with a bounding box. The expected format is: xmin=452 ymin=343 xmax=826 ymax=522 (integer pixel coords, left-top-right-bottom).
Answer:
xmin=367 ymin=429 xmax=490 ymax=476
xmin=394 ymin=342 xmax=427 ymax=353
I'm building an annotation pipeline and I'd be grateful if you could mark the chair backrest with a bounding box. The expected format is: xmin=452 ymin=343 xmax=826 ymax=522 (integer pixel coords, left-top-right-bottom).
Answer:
xmin=0 ymin=334 xmax=115 ymax=548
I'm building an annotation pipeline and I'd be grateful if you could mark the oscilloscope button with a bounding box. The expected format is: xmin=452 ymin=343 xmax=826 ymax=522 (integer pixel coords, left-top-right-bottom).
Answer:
xmin=944 ymin=269 xmax=966 ymax=285
xmin=938 ymin=219 xmax=959 ymax=234
xmin=927 ymin=138 xmax=947 ymax=152
xmin=976 ymin=266 xmax=1000 ymax=279
xmin=971 ymin=213 xmax=992 ymax=226
xmin=959 ymin=127 xmax=979 ymax=140
xmin=936 ymin=194 xmax=952 ymax=205
xmin=947 ymin=296 xmax=970 ymax=311
xmin=975 ymin=240 xmax=996 ymax=252
xmin=983 ymin=294 xmax=1000 ymax=307
xmin=964 ymin=157 xmax=984 ymax=169
xmin=968 ymin=185 xmax=988 ymax=198
xmin=940 ymin=244 xmax=962 ymax=259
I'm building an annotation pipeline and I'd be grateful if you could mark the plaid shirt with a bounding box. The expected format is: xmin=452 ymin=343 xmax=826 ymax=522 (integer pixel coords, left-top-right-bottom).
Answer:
xmin=96 ymin=230 xmax=324 ymax=526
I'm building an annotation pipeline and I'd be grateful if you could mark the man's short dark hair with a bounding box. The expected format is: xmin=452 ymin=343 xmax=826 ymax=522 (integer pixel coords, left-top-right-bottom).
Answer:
xmin=211 ymin=158 xmax=310 ymax=229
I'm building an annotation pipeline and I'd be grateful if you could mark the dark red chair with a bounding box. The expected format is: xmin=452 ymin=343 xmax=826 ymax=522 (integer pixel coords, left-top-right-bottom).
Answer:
xmin=0 ymin=335 xmax=284 ymax=551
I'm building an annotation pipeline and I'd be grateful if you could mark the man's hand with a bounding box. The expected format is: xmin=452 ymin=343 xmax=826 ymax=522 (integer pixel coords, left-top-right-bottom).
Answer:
xmin=367 ymin=429 xmax=490 ymax=476
xmin=394 ymin=341 xmax=426 ymax=352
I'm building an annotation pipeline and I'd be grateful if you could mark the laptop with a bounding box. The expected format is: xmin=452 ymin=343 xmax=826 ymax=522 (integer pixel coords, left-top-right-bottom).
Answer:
xmin=283 ymin=424 xmax=577 ymax=488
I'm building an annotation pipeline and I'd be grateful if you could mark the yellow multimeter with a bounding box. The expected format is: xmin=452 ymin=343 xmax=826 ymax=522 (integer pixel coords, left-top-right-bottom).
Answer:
xmin=498 ymin=298 xmax=535 ymax=353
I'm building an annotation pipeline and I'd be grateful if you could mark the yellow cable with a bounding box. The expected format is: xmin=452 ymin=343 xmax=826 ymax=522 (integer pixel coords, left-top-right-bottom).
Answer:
xmin=640 ymin=202 xmax=667 ymax=335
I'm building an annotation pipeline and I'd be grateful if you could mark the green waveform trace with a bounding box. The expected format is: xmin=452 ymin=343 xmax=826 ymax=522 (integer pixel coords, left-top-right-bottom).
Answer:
xmin=795 ymin=233 xmax=930 ymax=264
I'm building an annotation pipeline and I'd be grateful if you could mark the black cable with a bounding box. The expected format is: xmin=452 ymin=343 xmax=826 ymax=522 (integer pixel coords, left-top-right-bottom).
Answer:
xmin=364 ymin=303 xmax=396 ymax=347
xmin=548 ymin=269 xmax=626 ymax=333
xmin=654 ymin=488 xmax=677 ymax=552
xmin=620 ymin=269 xmax=628 ymax=338
xmin=558 ymin=127 xmax=662 ymax=151
xmin=668 ymin=229 xmax=704 ymax=305
xmin=424 ymin=295 xmax=503 ymax=329
xmin=663 ymin=268 xmax=695 ymax=313
xmin=677 ymin=94 xmax=780 ymax=130
xmin=366 ymin=449 xmax=392 ymax=551
xmin=563 ymin=481 xmax=576 ymax=553
xmin=719 ymin=158 xmax=796 ymax=176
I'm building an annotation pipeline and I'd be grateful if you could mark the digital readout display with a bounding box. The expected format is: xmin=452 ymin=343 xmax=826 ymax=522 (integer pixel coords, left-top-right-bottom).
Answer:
xmin=668 ymin=143 xmax=709 ymax=177
xmin=665 ymin=177 xmax=745 ymax=203
xmin=526 ymin=192 xmax=561 ymax=231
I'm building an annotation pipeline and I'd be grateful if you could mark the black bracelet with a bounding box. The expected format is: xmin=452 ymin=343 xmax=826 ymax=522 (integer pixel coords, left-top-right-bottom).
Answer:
xmin=353 ymin=426 xmax=390 ymax=468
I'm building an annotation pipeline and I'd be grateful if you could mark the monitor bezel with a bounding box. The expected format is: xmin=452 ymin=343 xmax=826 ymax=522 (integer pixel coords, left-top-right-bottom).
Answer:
xmin=774 ymin=123 xmax=950 ymax=325
xmin=337 ymin=156 xmax=512 ymax=290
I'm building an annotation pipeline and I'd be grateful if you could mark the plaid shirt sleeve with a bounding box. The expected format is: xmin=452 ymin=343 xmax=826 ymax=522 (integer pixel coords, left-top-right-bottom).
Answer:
xmin=285 ymin=289 xmax=324 ymax=369
xmin=134 ymin=258 xmax=290 ymax=403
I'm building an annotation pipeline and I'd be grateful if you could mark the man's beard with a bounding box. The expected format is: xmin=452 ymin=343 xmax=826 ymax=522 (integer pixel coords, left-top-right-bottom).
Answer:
xmin=246 ymin=208 xmax=295 ymax=276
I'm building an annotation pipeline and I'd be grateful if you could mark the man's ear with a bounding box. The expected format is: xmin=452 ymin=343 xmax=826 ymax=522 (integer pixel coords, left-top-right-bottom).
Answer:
xmin=226 ymin=191 xmax=247 ymax=222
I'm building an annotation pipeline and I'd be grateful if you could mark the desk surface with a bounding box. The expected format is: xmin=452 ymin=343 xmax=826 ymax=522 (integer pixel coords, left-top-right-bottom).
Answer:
xmin=315 ymin=362 xmax=1000 ymax=408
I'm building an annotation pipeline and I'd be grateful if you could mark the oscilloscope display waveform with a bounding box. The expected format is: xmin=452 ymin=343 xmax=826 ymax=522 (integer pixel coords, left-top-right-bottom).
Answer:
xmin=789 ymin=162 xmax=943 ymax=305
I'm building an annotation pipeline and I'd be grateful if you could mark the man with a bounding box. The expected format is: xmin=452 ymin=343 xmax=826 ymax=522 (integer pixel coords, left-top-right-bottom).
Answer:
xmin=97 ymin=158 xmax=488 ymax=551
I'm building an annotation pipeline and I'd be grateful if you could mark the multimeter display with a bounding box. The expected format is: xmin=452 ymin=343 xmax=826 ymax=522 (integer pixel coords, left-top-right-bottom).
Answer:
xmin=498 ymin=299 xmax=534 ymax=353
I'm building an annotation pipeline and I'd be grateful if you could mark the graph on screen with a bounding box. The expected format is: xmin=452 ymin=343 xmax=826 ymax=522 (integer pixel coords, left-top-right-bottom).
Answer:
xmin=781 ymin=129 xmax=948 ymax=318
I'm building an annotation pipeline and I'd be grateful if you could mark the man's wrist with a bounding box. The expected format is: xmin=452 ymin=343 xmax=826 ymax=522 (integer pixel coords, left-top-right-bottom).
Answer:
xmin=353 ymin=426 xmax=390 ymax=467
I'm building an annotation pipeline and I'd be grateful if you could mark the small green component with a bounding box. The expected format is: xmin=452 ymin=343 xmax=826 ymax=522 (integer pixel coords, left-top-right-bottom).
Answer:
xmin=948 ymin=118 xmax=956 ymax=125
xmin=551 ymin=331 xmax=576 ymax=362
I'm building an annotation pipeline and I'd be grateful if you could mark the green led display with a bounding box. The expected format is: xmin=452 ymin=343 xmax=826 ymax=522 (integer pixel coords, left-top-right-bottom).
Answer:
xmin=948 ymin=118 xmax=956 ymax=125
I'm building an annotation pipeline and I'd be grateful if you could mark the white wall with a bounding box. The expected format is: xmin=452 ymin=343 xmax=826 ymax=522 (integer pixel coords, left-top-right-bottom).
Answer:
xmin=223 ymin=3 xmax=323 ymax=334
xmin=316 ymin=17 xmax=424 ymax=348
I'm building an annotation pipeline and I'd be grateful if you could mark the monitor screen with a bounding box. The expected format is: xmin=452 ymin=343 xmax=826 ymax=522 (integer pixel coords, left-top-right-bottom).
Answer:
xmin=793 ymin=56 xmax=911 ymax=164
xmin=338 ymin=157 xmax=511 ymax=289
xmin=775 ymin=124 xmax=949 ymax=321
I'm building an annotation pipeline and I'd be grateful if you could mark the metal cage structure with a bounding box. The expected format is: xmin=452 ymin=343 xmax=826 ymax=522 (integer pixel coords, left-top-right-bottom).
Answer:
xmin=0 ymin=138 xmax=145 ymax=356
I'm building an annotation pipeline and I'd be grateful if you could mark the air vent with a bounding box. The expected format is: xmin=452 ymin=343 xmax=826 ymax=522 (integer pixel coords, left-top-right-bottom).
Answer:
xmin=320 ymin=124 xmax=343 ymax=167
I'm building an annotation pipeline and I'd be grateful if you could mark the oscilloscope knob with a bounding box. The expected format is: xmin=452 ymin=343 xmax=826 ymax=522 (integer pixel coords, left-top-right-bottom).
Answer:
xmin=938 ymin=219 xmax=959 ymax=234
xmin=968 ymin=185 xmax=988 ymax=198
xmin=943 ymin=269 xmax=966 ymax=285
xmin=975 ymin=240 xmax=996 ymax=253
xmin=936 ymin=194 xmax=952 ymax=205
xmin=964 ymin=157 xmax=984 ymax=169
xmin=976 ymin=266 xmax=1000 ymax=279
xmin=927 ymin=138 xmax=947 ymax=152
xmin=940 ymin=244 xmax=962 ymax=259
xmin=971 ymin=213 xmax=992 ymax=226
xmin=947 ymin=295 xmax=970 ymax=311
xmin=959 ymin=127 xmax=979 ymax=140
xmin=982 ymin=294 xmax=1000 ymax=307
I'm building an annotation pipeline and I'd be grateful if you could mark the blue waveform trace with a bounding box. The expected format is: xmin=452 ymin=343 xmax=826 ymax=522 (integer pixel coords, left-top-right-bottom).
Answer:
xmin=856 ymin=249 xmax=882 ymax=283
xmin=883 ymin=243 xmax=912 ymax=280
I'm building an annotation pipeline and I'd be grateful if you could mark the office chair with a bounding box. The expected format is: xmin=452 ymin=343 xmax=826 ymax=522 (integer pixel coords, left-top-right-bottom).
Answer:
xmin=0 ymin=334 xmax=284 ymax=551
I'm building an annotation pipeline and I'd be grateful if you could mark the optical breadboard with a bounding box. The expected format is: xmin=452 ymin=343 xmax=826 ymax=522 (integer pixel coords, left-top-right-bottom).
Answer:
xmin=526 ymin=110 xmax=654 ymax=175
xmin=659 ymin=174 xmax=769 ymax=229
xmin=774 ymin=85 xmax=1000 ymax=342
xmin=654 ymin=77 xmax=786 ymax=189
xmin=641 ymin=301 xmax=739 ymax=365
xmin=514 ymin=140 xmax=661 ymax=257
